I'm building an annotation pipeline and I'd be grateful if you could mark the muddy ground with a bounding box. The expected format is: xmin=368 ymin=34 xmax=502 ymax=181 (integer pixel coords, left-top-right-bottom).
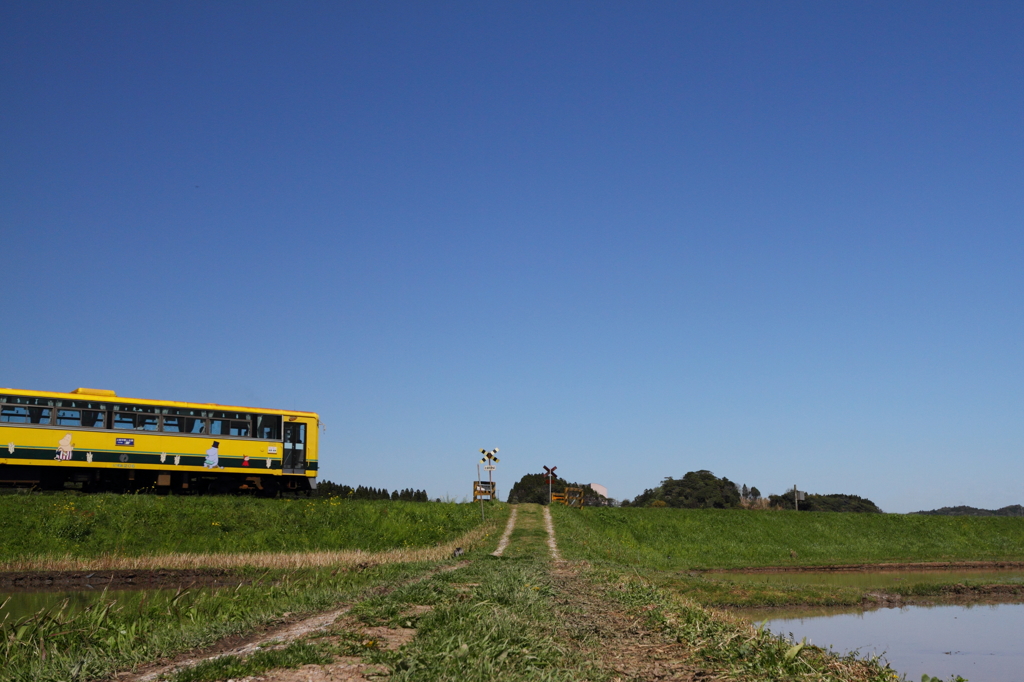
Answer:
xmin=0 ymin=568 xmax=248 ymax=591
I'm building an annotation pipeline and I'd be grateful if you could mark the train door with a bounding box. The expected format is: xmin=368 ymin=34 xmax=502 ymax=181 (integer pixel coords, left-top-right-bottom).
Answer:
xmin=282 ymin=422 xmax=307 ymax=472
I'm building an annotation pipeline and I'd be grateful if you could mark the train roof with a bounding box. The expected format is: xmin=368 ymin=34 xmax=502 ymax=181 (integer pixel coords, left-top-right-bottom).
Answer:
xmin=0 ymin=387 xmax=318 ymax=418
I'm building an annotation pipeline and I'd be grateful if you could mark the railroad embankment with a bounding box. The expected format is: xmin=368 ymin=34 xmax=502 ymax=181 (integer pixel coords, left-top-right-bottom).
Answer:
xmin=8 ymin=500 xmax=1007 ymax=681
xmin=550 ymin=504 xmax=1024 ymax=570
xmin=0 ymin=494 xmax=487 ymax=569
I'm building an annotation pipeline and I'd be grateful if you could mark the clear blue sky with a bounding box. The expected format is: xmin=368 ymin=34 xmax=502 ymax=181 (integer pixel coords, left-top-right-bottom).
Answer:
xmin=2 ymin=2 xmax=1022 ymax=513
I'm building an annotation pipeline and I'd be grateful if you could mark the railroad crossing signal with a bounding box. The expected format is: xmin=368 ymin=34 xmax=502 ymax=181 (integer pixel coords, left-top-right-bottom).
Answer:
xmin=543 ymin=465 xmax=557 ymax=505
xmin=478 ymin=449 xmax=500 ymax=509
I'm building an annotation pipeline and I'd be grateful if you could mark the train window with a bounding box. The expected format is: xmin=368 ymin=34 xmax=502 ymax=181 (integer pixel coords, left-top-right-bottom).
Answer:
xmin=138 ymin=414 xmax=159 ymax=431
xmin=29 ymin=407 xmax=52 ymax=424
xmin=1 ymin=405 xmax=30 ymax=423
xmin=162 ymin=416 xmax=182 ymax=432
xmin=56 ymin=409 xmax=82 ymax=426
xmin=229 ymin=420 xmax=250 ymax=437
xmin=256 ymin=415 xmax=282 ymax=439
xmin=113 ymin=412 xmax=136 ymax=429
xmin=184 ymin=417 xmax=207 ymax=434
xmin=82 ymin=410 xmax=107 ymax=428
xmin=2 ymin=396 xmax=54 ymax=424
xmin=210 ymin=419 xmax=227 ymax=435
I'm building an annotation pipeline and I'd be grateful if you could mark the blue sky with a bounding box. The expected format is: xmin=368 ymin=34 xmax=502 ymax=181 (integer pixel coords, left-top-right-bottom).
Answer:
xmin=2 ymin=2 xmax=1022 ymax=513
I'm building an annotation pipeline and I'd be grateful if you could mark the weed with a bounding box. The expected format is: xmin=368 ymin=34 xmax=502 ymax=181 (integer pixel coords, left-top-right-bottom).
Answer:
xmin=167 ymin=641 xmax=334 ymax=682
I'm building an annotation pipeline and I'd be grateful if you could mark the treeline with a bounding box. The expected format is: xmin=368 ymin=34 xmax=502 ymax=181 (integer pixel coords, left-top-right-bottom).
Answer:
xmin=913 ymin=504 xmax=1024 ymax=517
xmin=768 ymin=490 xmax=881 ymax=513
xmin=623 ymin=470 xmax=881 ymax=513
xmin=625 ymin=470 xmax=756 ymax=509
xmin=316 ymin=480 xmax=430 ymax=502
xmin=507 ymin=473 xmax=609 ymax=506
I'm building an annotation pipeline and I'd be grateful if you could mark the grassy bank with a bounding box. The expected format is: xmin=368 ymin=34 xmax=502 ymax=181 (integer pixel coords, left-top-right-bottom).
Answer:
xmin=0 ymin=494 xmax=488 ymax=563
xmin=551 ymin=505 xmax=1024 ymax=570
xmin=257 ymin=504 xmax=892 ymax=682
xmin=1 ymin=497 xmax=512 ymax=675
xmin=0 ymin=563 xmax=438 ymax=682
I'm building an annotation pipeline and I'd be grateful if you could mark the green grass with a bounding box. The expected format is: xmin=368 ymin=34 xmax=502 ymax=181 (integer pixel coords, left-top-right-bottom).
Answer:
xmin=349 ymin=505 xmax=603 ymax=682
xmin=552 ymin=505 xmax=1024 ymax=570
xmin=168 ymin=640 xmax=336 ymax=682
xmin=363 ymin=557 xmax=591 ymax=681
xmin=655 ymin=573 xmax=869 ymax=607
xmin=0 ymin=558 xmax=469 ymax=682
xmin=0 ymin=494 xmax=486 ymax=560
xmin=602 ymin=570 xmax=894 ymax=682
xmin=2 ymin=502 xmax=907 ymax=682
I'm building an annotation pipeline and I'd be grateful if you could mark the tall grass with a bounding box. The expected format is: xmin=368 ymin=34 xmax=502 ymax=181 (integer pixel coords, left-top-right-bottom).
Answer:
xmin=552 ymin=505 xmax=1024 ymax=569
xmin=0 ymin=495 xmax=489 ymax=564
xmin=0 ymin=564 xmax=431 ymax=682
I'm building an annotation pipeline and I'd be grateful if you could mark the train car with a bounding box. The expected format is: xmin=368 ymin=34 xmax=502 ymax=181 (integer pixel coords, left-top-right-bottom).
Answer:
xmin=0 ymin=387 xmax=318 ymax=495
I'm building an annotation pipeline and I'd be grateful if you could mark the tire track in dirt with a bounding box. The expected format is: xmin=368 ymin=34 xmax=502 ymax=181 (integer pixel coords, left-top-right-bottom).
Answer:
xmin=542 ymin=508 xmax=697 ymax=680
xmin=120 ymin=561 xmax=471 ymax=682
xmin=542 ymin=505 xmax=561 ymax=560
xmin=550 ymin=561 xmax=698 ymax=682
xmin=492 ymin=507 xmax=518 ymax=556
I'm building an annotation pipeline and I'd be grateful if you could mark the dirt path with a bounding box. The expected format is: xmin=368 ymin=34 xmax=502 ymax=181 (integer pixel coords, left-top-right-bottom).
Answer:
xmin=542 ymin=504 xmax=561 ymax=560
xmin=124 ymin=607 xmax=351 ymax=682
xmin=550 ymin=560 xmax=698 ymax=681
xmin=528 ymin=504 xmax=696 ymax=680
xmin=118 ymin=561 xmax=471 ymax=682
xmin=491 ymin=506 xmax=518 ymax=557
xmin=131 ymin=508 xmax=696 ymax=681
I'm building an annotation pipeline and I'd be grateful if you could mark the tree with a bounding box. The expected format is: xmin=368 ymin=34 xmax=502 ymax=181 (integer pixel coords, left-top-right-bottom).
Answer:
xmin=631 ymin=471 xmax=742 ymax=509
xmin=768 ymin=491 xmax=881 ymax=513
xmin=507 ymin=473 xmax=609 ymax=506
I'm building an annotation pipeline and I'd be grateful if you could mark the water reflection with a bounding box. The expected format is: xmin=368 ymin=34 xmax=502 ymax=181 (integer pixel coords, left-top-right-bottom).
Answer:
xmin=745 ymin=603 xmax=1024 ymax=682
xmin=1 ymin=588 xmax=180 ymax=621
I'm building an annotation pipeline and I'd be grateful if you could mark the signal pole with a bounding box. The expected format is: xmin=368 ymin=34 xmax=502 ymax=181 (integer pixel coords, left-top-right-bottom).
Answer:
xmin=543 ymin=465 xmax=557 ymax=505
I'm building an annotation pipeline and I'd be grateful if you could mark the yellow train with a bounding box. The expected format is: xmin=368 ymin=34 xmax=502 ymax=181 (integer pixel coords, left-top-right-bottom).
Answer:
xmin=0 ymin=387 xmax=319 ymax=495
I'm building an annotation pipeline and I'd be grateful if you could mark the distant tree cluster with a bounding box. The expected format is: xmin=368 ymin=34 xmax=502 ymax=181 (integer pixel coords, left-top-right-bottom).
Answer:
xmin=506 ymin=473 xmax=609 ymax=506
xmin=768 ymin=491 xmax=881 ymax=513
xmin=912 ymin=504 xmax=1024 ymax=517
xmin=625 ymin=470 xmax=743 ymax=509
xmin=316 ymin=480 xmax=429 ymax=502
xmin=391 ymin=488 xmax=429 ymax=502
xmin=619 ymin=470 xmax=880 ymax=513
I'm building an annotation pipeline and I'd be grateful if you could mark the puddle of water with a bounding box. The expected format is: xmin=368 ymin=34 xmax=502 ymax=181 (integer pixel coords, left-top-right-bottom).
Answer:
xmin=1 ymin=588 xmax=185 ymax=621
xmin=712 ymin=568 xmax=1024 ymax=590
xmin=744 ymin=602 xmax=1024 ymax=682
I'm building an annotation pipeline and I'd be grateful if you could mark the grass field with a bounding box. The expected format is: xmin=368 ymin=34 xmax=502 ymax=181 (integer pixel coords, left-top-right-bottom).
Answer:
xmin=551 ymin=505 xmax=1024 ymax=570
xmin=0 ymin=494 xmax=489 ymax=563
xmin=4 ymin=500 xmax=997 ymax=681
xmin=0 ymin=496 xmax=510 ymax=682
xmin=0 ymin=562 xmax=453 ymax=682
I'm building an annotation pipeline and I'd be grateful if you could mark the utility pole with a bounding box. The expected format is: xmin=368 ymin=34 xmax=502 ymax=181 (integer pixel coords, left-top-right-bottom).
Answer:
xmin=793 ymin=485 xmax=805 ymax=511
